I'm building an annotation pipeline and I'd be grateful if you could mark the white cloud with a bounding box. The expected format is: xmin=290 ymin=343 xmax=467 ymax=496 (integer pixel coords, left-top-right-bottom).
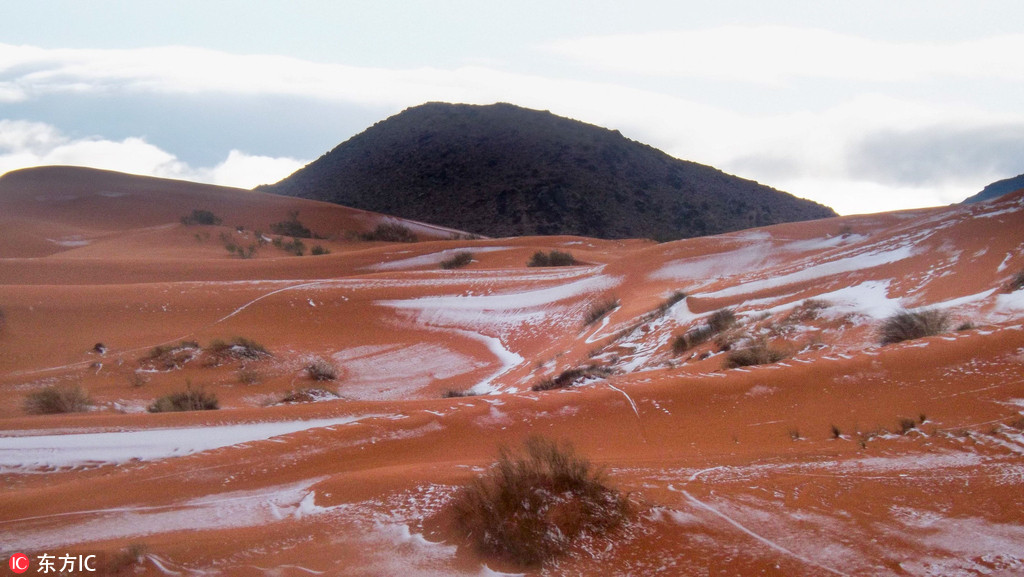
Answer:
xmin=0 ymin=120 xmax=304 ymax=188
xmin=1 ymin=39 xmax=1021 ymax=214
xmin=547 ymin=26 xmax=1024 ymax=83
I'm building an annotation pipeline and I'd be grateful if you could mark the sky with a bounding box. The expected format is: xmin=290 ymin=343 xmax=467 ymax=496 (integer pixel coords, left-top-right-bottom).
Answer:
xmin=1 ymin=1 xmax=1023 ymax=215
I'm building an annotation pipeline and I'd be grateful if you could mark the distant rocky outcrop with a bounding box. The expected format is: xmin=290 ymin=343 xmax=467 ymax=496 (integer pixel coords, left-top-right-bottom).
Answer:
xmin=261 ymin=102 xmax=836 ymax=240
xmin=961 ymin=173 xmax=1024 ymax=204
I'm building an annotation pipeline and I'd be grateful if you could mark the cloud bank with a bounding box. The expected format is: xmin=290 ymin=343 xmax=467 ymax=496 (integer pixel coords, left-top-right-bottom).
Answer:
xmin=2 ymin=28 xmax=1022 ymax=213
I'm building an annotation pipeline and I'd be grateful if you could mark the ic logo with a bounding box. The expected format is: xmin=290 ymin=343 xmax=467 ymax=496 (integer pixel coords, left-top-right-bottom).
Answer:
xmin=8 ymin=553 xmax=30 ymax=574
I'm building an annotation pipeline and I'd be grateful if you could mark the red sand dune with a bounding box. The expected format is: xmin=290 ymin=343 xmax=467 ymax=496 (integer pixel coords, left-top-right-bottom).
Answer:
xmin=1 ymin=166 xmax=1023 ymax=576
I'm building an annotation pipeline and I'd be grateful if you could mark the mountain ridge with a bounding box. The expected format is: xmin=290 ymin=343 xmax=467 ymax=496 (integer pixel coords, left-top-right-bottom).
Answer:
xmin=260 ymin=102 xmax=837 ymax=240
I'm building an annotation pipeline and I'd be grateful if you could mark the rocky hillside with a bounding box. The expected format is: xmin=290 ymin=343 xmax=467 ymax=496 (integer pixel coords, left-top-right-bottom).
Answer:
xmin=962 ymin=172 xmax=1024 ymax=204
xmin=261 ymin=102 xmax=836 ymax=240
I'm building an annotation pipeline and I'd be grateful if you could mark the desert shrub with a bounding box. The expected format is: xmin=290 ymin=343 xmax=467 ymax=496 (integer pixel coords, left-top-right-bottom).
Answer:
xmin=879 ymin=309 xmax=951 ymax=345
xmin=448 ymin=437 xmax=629 ymax=567
xmin=440 ymin=251 xmax=474 ymax=270
xmin=531 ymin=365 xmax=612 ymax=392
xmin=180 ymin=209 xmax=222 ymax=226
xmin=207 ymin=337 xmax=270 ymax=363
xmin=237 ymin=366 xmax=263 ymax=384
xmin=724 ymin=341 xmax=788 ymax=368
xmin=148 ymin=385 xmax=219 ymax=412
xmin=442 ymin=388 xmax=478 ymax=398
xmin=527 ymin=250 xmax=578 ymax=267
xmin=897 ymin=417 xmax=917 ymax=435
xmin=1008 ymin=270 xmax=1024 ymax=292
xmin=583 ymin=297 xmax=619 ymax=326
xmin=707 ymin=308 xmax=737 ymax=333
xmin=311 ymin=244 xmax=330 ymax=256
xmin=277 ymin=237 xmax=306 ymax=256
xmin=306 ymin=358 xmax=339 ymax=381
xmin=270 ymin=211 xmax=314 ymax=238
xmin=279 ymin=388 xmax=338 ymax=403
xmin=671 ymin=325 xmax=713 ymax=355
xmin=361 ymin=223 xmax=418 ymax=243
xmin=24 ymin=385 xmax=92 ymax=414
xmin=658 ymin=291 xmax=687 ymax=315
xmin=143 ymin=341 xmax=200 ymax=370
xmin=830 ymin=424 xmax=842 ymax=439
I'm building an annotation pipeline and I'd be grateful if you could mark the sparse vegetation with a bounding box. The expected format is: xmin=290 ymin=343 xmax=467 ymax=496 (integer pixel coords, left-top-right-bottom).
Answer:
xmin=273 ymin=236 xmax=306 ymax=256
xmin=707 ymin=308 xmax=737 ymax=333
xmin=448 ymin=436 xmax=629 ymax=567
xmin=724 ymin=340 xmax=788 ymax=368
xmin=830 ymin=424 xmax=842 ymax=439
xmin=279 ymin=388 xmax=338 ymax=404
xmin=180 ymin=209 xmax=222 ymax=226
xmin=671 ymin=307 xmax=738 ymax=355
xmin=143 ymin=341 xmax=201 ymax=370
xmin=442 ymin=388 xmax=478 ymax=398
xmin=270 ymin=210 xmax=314 ymax=239
xmin=148 ymin=384 xmax=219 ymax=412
xmin=1008 ymin=269 xmax=1024 ymax=292
xmin=531 ymin=365 xmax=613 ymax=392
xmin=440 ymin=251 xmax=474 ymax=269
xmin=878 ymin=309 xmax=951 ymax=345
xmin=206 ymin=337 xmax=270 ymax=364
xmin=311 ymin=244 xmax=331 ymax=256
xmin=788 ymin=428 xmax=802 ymax=441
xmin=658 ymin=291 xmax=688 ymax=314
xmin=527 ymin=250 xmax=578 ymax=267
xmin=897 ymin=417 xmax=917 ymax=435
xmin=583 ymin=296 xmax=619 ymax=326
xmin=360 ymin=223 xmax=418 ymax=243
xmin=306 ymin=357 xmax=339 ymax=381
xmin=24 ymin=385 xmax=92 ymax=414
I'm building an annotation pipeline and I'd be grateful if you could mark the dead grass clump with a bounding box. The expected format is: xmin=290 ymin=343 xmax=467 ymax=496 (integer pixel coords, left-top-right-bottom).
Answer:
xmin=448 ymin=437 xmax=629 ymax=567
xmin=180 ymin=209 xmax=221 ymax=226
xmin=144 ymin=340 xmax=200 ymax=370
xmin=24 ymin=385 xmax=92 ymax=414
xmin=306 ymin=358 xmax=339 ymax=381
xmin=531 ymin=365 xmax=613 ymax=392
xmin=583 ymin=297 xmax=619 ymax=326
xmin=148 ymin=385 xmax=219 ymax=412
xmin=440 ymin=252 xmax=474 ymax=270
xmin=879 ymin=309 xmax=951 ymax=345
xmin=206 ymin=337 xmax=271 ymax=364
xmin=707 ymin=308 xmax=737 ymax=333
xmin=279 ymin=388 xmax=338 ymax=403
xmin=724 ymin=340 xmax=788 ymax=368
xmin=361 ymin=223 xmax=418 ymax=243
xmin=1008 ymin=269 xmax=1024 ymax=292
xmin=897 ymin=417 xmax=917 ymax=435
xmin=527 ymin=250 xmax=578 ymax=267
xmin=671 ymin=325 xmax=713 ymax=354
xmin=442 ymin=388 xmax=479 ymax=398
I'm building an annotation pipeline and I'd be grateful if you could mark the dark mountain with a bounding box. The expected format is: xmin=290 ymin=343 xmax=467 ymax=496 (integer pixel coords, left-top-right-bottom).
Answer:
xmin=961 ymin=173 xmax=1024 ymax=204
xmin=260 ymin=102 xmax=836 ymax=240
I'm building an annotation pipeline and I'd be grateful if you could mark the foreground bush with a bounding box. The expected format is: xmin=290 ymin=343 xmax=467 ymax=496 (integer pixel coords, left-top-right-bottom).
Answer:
xmin=306 ymin=358 xmax=339 ymax=381
xmin=879 ymin=309 xmax=951 ymax=345
xmin=24 ymin=385 xmax=92 ymax=414
xmin=148 ymin=386 xmax=219 ymax=412
xmin=449 ymin=437 xmax=629 ymax=567
xmin=583 ymin=296 xmax=619 ymax=326
xmin=527 ymin=250 xmax=578 ymax=267
xmin=1009 ymin=270 xmax=1024 ymax=293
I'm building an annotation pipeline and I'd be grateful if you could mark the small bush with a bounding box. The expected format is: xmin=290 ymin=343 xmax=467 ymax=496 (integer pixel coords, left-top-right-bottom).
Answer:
xmin=144 ymin=341 xmax=200 ymax=370
xmin=1008 ymin=270 xmax=1024 ymax=293
xmin=361 ymin=223 xmax=418 ymax=243
xmin=724 ymin=341 xmax=788 ymax=368
xmin=897 ymin=418 xmax=917 ymax=435
xmin=879 ymin=309 xmax=951 ymax=345
xmin=277 ymin=237 xmax=306 ymax=256
xmin=24 ymin=385 xmax=92 ymax=414
xmin=311 ymin=244 xmax=330 ymax=256
xmin=180 ymin=209 xmax=222 ymax=226
xmin=707 ymin=308 xmax=737 ymax=333
xmin=440 ymin=252 xmax=474 ymax=270
xmin=527 ymin=250 xmax=578 ymax=267
xmin=830 ymin=424 xmax=842 ymax=439
xmin=671 ymin=325 xmax=714 ymax=354
xmin=306 ymin=358 xmax=339 ymax=381
xmin=279 ymin=388 xmax=338 ymax=403
xmin=658 ymin=291 xmax=687 ymax=315
xmin=270 ymin=211 xmax=314 ymax=239
xmin=207 ymin=337 xmax=270 ymax=363
xmin=442 ymin=388 xmax=478 ymax=398
xmin=531 ymin=365 xmax=612 ymax=392
xmin=448 ymin=437 xmax=629 ymax=567
xmin=148 ymin=385 xmax=219 ymax=412
xmin=583 ymin=297 xmax=619 ymax=326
